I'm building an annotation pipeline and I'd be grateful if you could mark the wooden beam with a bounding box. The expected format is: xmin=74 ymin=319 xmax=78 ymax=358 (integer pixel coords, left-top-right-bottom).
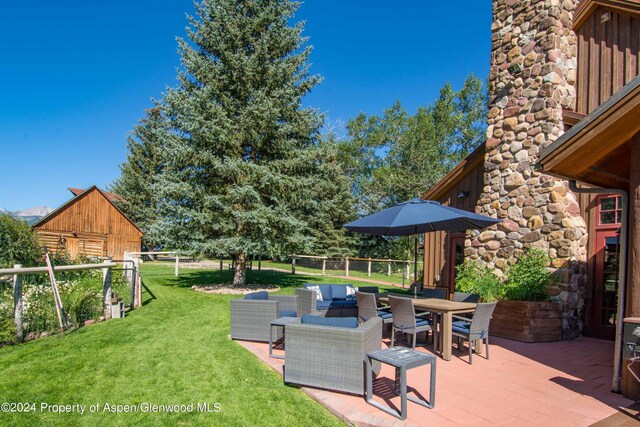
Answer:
xmin=627 ymin=132 xmax=640 ymax=317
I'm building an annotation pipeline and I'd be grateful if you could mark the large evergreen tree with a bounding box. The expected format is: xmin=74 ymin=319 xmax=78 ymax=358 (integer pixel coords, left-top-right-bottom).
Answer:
xmin=153 ymin=0 xmax=351 ymax=285
xmin=110 ymin=105 xmax=166 ymax=248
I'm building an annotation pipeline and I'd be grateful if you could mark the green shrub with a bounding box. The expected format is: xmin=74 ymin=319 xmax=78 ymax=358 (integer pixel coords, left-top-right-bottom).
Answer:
xmin=504 ymin=248 xmax=550 ymax=301
xmin=0 ymin=215 xmax=42 ymax=268
xmin=455 ymin=259 xmax=504 ymax=302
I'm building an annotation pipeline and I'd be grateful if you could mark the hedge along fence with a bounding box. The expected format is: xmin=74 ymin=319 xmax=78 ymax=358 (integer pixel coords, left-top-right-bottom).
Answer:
xmin=0 ymin=261 xmax=134 ymax=346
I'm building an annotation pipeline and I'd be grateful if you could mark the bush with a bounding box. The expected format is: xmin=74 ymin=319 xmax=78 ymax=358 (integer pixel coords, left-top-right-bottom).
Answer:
xmin=0 ymin=215 xmax=42 ymax=268
xmin=504 ymin=248 xmax=550 ymax=301
xmin=455 ymin=259 xmax=504 ymax=302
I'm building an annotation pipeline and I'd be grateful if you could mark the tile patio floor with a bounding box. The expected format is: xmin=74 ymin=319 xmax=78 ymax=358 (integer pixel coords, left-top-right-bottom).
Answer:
xmin=238 ymin=335 xmax=638 ymax=426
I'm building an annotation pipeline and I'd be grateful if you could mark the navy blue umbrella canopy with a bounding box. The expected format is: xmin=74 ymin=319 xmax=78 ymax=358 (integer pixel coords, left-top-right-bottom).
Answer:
xmin=344 ymin=198 xmax=501 ymax=236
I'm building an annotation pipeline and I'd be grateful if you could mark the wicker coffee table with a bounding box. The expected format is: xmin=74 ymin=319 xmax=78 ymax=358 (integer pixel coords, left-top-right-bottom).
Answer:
xmin=365 ymin=346 xmax=436 ymax=420
xmin=269 ymin=317 xmax=298 ymax=359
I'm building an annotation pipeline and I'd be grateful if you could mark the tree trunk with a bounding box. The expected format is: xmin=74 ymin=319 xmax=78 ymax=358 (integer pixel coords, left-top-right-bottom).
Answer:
xmin=233 ymin=252 xmax=247 ymax=287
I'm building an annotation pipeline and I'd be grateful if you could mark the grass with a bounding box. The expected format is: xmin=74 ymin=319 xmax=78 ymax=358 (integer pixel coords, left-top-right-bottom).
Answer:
xmin=0 ymin=264 xmax=405 ymax=426
xmin=254 ymin=259 xmax=420 ymax=286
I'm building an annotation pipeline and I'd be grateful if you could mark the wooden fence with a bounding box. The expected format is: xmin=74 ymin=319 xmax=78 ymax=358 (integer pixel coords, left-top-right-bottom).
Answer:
xmin=0 ymin=261 xmax=121 ymax=343
xmin=290 ymin=255 xmax=417 ymax=280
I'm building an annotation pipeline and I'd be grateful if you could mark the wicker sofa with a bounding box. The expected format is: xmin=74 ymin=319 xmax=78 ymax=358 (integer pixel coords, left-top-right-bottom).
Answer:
xmin=284 ymin=316 xmax=382 ymax=394
xmin=302 ymin=283 xmax=358 ymax=317
xmin=230 ymin=292 xmax=298 ymax=342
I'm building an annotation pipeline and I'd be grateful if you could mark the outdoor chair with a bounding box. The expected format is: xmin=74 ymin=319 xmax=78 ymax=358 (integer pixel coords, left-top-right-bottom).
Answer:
xmin=355 ymin=291 xmax=392 ymax=326
xmin=422 ymin=288 xmax=448 ymax=299
xmin=452 ymin=292 xmax=480 ymax=303
xmin=452 ymin=301 xmax=497 ymax=364
xmin=230 ymin=292 xmax=299 ymax=342
xmin=284 ymin=316 xmax=382 ymax=395
xmin=388 ymin=295 xmax=432 ymax=349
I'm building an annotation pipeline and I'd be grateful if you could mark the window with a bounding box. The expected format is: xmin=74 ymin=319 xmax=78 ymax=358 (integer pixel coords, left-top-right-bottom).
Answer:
xmin=599 ymin=196 xmax=622 ymax=225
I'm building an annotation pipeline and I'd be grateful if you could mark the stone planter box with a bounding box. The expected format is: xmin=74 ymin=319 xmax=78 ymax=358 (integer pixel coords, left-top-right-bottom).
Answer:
xmin=490 ymin=300 xmax=562 ymax=343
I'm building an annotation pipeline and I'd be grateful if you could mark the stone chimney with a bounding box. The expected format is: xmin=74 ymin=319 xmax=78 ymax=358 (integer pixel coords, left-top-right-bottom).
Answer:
xmin=469 ymin=0 xmax=587 ymax=338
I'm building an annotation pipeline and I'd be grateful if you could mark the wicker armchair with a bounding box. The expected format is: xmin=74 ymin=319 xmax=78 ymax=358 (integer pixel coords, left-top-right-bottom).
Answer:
xmin=452 ymin=301 xmax=497 ymax=364
xmin=284 ymin=317 xmax=382 ymax=395
xmin=422 ymin=288 xmax=448 ymax=299
xmin=388 ymin=295 xmax=432 ymax=349
xmin=230 ymin=294 xmax=298 ymax=342
xmin=355 ymin=291 xmax=392 ymax=325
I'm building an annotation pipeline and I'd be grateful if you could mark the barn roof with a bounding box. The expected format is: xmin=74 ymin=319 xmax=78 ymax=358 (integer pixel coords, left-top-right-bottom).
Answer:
xmin=68 ymin=187 xmax=124 ymax=203
xmin=32 ymin=185 xmax=143 ymax=235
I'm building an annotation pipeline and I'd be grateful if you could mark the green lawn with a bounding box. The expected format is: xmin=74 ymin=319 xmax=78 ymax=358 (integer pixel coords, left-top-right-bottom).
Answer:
xmin=0 ymin=264 xmax=404 ymax=426
xmin=256 ymin=260 xmax=419 ymax=286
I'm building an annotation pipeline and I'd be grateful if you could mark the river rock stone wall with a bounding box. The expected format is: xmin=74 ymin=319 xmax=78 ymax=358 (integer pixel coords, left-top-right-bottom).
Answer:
xmin=468 ymin=0 xmax=587 ymax=339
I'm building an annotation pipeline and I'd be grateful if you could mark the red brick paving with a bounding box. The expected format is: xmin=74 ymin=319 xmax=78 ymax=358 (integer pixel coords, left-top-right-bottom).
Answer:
xmin=238 ymin=337 xmax=635 ymax=426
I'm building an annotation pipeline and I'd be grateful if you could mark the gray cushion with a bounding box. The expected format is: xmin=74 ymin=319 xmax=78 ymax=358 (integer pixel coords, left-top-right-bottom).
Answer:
xmin=245 ymin=291 xmax=268 ymax=300
xmin=279 ymin=310 xmax=297 ymax=318
xmin=305 ymin=283 xmax=333 ymax=301
xmin=300 ymin=314 xmax=359 ymax=329
xmin=331 ymin=284 xmax=349 ymax=299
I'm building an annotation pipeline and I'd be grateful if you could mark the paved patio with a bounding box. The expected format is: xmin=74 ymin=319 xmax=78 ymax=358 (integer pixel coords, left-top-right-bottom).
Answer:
xmin=238 ymin=335 xmax=637 ymax=426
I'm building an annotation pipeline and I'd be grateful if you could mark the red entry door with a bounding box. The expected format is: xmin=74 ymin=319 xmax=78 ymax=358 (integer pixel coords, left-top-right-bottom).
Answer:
xmin=593 ymin=230 xmax=620 ymax=340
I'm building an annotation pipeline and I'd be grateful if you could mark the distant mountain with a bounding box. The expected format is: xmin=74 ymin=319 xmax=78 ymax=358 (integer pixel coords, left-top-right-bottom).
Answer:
xmin=1 ymin=206 xmax=53 ymax=225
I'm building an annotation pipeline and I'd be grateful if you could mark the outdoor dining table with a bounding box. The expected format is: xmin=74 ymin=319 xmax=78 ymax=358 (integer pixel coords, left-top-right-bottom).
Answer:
xmin=377 ymin=296 xmax=477 ymax=361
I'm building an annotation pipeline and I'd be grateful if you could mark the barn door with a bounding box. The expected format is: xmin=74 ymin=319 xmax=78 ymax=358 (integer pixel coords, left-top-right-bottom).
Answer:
xmin=66 ymin=237 xmax=79 ymax=258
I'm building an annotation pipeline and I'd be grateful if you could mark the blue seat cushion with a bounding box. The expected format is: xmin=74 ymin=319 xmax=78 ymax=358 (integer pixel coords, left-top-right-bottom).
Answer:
xmin=279 ymin=310 xmax=297 ymax=318
xmin=415 ymin=318 xmax=431 ymax=327
xmin=452 ymin=320 xmax=471 ymax=334
xmin=329 ymin=299 xmax=357 ymax=309
xmin=305 ymin=284 xmax=333 ymax=301
xmin=245 ymin=291 xmax=268 ymax=300
xmin=301 ymin=314 xmax=359 ymax=329
xmin=315 ymin=301 xmax=333 ymax=310
xmin=331 ymin=284 xmax=355 ymax=299
xmin=377 ymin=310 xmax=393 ymax=319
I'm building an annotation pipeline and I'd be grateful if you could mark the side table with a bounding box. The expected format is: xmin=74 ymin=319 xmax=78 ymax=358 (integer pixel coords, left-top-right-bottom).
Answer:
xmin=269 ymin=316 xmax=299 ymax=359
xmin=365 ymin=346 xmax=436 ymax=420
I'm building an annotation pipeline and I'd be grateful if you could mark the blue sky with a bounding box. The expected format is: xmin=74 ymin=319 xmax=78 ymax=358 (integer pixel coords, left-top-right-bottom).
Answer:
xmin=0 ymin=1 xmax=491 ymax=211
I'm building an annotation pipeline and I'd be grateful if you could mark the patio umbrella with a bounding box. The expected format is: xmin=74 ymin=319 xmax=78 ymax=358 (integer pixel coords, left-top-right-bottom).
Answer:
xmin=344 ymin=198 xmax=501 ymax=285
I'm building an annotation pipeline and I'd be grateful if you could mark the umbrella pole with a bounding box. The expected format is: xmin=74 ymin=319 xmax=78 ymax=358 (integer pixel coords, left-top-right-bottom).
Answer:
xmin=414 ymin=236 xmax=418 ymax=283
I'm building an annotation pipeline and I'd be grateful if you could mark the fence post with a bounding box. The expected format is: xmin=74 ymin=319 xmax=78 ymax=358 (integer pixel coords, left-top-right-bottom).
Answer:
xmin=291 ymin=257 xmax=296 ymax=274
xmin=406 ymin=262 xmax=411 ymax=281
xmin=219 ymin=259 xmax=223 ymax=271
xmin=322 ymin=258 xmax=326 ymax=275
xmin=133 ymin=257 xmax=142 ymax=307
xmin=13 ymin=264 xmax=23 ymax=343
xmin=345 ymin=257 xmax=350 ymax=277
xmin=174 ymin=253 xmax=179 ymax=277
xmin=102 ymin=259 xmax=112 ymax=319
xmin=387 ymin=260 xmax=392 ymax=276
xmin=367 ymin=259 xmax=372 ymax=277
xmin=258 ymin=255 xmax=261 ymax=271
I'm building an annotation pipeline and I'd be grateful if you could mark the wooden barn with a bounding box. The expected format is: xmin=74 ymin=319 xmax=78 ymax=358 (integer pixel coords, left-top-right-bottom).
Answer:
xmin=33 ymin=186 xmax=142 ymax=260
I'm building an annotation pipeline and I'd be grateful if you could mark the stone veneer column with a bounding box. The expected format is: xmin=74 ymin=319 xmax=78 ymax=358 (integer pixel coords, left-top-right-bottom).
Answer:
xmin=468 ymin=0 xmax=588 ymax=339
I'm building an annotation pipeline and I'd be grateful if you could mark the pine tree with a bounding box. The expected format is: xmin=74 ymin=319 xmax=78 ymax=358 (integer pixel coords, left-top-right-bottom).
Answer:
xmin=110 ymin=105 xmax=166 ymax=248
xmin=153 ymin=0 xmax=347 ymax=285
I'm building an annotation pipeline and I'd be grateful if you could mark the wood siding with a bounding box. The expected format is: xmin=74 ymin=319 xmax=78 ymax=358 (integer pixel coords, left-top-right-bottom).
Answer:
xmin=34 ymin=188 xmax=142 ymax=260
xmin=422 ymin=158 xmax=484 ymax=290
xmin=576 ymin=6 xmax=640 ymax=114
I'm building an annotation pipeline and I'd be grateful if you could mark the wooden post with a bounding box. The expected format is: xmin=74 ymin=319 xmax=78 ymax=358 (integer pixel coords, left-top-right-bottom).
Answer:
xmin=406 ymin=262 xmax=411 ymax=281
xmin=291 ymin=257 xmax=296 ymax=274
xmin=628 ymin=134 xmax=640 ymax=318
xmin=387 ymin=260 xmax=392 ymax=276
xmin=322 ymin=258 xmax=326 ymax=275
xmin=13 ymin=264 xmax=23 ymax=343
xmin=258 ymin=255 xmax=262 ymax=271
xmin=133 ymin=257 xmax=141 ymax=307
xmin=345 ymin=257 xmax=350 ymax=277
xmin=367 ymin=259 xmax=372 ymax=277
xmin=174 ymin=253 xmax=179 ymax=277
xmin=102 ymin=259 xmax=112 ymax=319
xmin=219 ymin=259 xmax=223 ymax=271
